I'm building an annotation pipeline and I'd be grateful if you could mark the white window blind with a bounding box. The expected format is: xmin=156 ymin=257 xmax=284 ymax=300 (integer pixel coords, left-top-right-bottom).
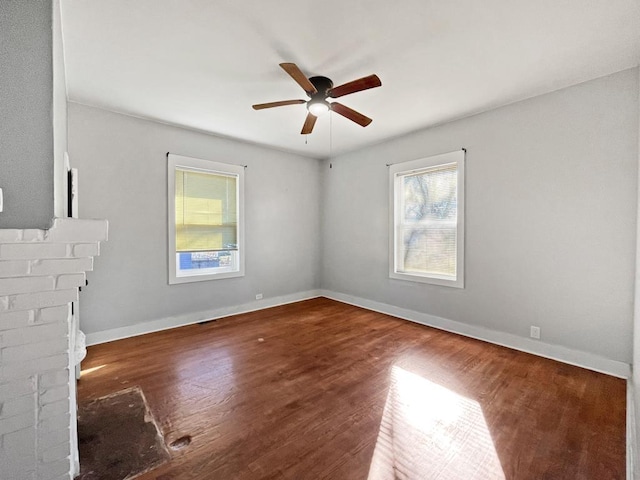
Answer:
xmin=400 ymin=164 xmax=457 ymax=277
xmin=175 ymin=169 xmax=238 ymax=252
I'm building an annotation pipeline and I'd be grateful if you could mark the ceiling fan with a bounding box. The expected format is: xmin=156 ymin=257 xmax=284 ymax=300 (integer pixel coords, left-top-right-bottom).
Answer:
xmin=252 ymin=63 xmax=382 ymax=135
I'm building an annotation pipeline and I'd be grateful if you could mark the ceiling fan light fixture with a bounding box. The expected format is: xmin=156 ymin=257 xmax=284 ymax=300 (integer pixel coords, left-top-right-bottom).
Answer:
xmin=307 ymin=99 xmax=330 ymax=116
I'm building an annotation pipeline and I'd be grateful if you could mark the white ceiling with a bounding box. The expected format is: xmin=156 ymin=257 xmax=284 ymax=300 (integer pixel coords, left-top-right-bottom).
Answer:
xmin=61 ymin=0 xmax=640 ymax=159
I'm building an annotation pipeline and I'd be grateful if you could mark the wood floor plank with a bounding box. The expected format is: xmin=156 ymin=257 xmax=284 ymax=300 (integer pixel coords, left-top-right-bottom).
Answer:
xmin=77 ymin=298 xmax=625 ymax=479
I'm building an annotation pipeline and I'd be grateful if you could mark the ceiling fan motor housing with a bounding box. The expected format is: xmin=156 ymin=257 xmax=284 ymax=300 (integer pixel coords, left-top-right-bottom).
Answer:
xmin=308 ymin=76 xmax=334 ymax=99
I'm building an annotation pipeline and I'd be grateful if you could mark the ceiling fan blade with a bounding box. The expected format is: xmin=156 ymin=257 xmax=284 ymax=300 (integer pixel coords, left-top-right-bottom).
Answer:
xmin=280 ymin=63 xmax=318 ymax=95
xmin=301 ymin=113 xmax=317 ymax=134
xmin=330 ymin=102 xmax=372 ymax=127
xmin=328 ymin=74 xmax=382 ymax=98
xmin=252 ymin=99 xmax=306 ymax=110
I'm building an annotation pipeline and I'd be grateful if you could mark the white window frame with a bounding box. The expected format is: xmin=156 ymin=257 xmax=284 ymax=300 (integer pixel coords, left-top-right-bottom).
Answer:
xmin=389 ymin=150 xmax=465 ymax=288
xmin=168 ymin=153 xmax=245 ymax=284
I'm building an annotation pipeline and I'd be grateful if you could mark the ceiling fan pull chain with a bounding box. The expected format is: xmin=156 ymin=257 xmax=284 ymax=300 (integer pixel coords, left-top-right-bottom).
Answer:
xmin=330 ymin=111 xmax=333 ymax=157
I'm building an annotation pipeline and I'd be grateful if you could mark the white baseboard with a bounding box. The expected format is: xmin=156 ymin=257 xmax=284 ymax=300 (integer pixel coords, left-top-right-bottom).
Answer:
xmin=320 ymin=289 xmax=631 ymax=379
xmin=86 ymin=288 xmax=630 ymax=378
xmin=85 ymin=289 xmax=322 ymax=346
xmin=629 ymin=381 xmax=637 ymax=480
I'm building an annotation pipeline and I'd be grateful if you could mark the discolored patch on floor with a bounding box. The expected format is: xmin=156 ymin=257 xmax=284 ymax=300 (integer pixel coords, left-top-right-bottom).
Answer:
xmin=169 ymin=435 xmax=192 ymax=450
xmin=77 ymin=386 xmax=170 ymax=480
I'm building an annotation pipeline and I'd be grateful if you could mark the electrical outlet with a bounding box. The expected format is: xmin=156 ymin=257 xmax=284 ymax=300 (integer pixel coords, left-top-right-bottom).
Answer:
xmin=530 ymin=326 xmax=541 ymax=339
xmin=255 ymin=293 xmax=263 ymax=300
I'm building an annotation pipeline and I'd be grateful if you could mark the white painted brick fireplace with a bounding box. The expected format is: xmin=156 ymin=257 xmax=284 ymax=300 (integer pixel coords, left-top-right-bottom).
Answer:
xmin=0 ymin=218 xmax=108 ymax=480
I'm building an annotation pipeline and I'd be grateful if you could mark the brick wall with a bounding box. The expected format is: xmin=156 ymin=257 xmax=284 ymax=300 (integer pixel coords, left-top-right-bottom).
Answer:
xmin=0 ymin=218 xmax=108 ymax=480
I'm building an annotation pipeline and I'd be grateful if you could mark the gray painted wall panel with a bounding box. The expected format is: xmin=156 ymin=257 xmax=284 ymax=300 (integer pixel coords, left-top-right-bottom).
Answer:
xmin=53 ymin=0 xmax=68 ymax=218
xmin=0 ymin=0 xmax=54 ymax=228
xmin=633 ymin=67 xmax=640 ymax=477
xmin=68 ymin=103 xmax=322 ymax=334
xmin=69 ymin=69 xmax=638 ymax=366
xmin=321 ymin=68 xmax=639 ymax=363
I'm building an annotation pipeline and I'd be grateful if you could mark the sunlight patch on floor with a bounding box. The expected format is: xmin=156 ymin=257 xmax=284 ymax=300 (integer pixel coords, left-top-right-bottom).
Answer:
xmin=80 ymin=364 xmax=106 ymax=377
xmin=368 ymin=366 xmax=505 ymax=480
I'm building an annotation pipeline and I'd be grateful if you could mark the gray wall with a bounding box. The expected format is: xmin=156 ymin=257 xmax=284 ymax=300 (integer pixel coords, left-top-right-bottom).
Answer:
xmin=68 ymin=103 xmax=322 ymax=335
xmin=321 ymin=68 xmax=639 ymax=363
xmin=69 ymin=69 xmax=638 ymax=367
xmin=53 ymin=0 xmax=68 ymax=218
xmin=0 ymin=0 xmax=54 ymax=228
xmin=633 ymin=68 xmax=640 ymax=478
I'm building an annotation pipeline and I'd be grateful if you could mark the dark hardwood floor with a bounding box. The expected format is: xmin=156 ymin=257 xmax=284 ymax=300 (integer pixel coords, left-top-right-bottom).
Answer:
xmin=77 ymin=297 xmax=626 ymax=479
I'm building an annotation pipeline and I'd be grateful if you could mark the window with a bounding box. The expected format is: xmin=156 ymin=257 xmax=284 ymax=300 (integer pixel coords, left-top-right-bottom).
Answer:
xmin=168 ymin=154 xmax=244 ymax=284
xmin=389 ymin=150 xmax=465 ymax=288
